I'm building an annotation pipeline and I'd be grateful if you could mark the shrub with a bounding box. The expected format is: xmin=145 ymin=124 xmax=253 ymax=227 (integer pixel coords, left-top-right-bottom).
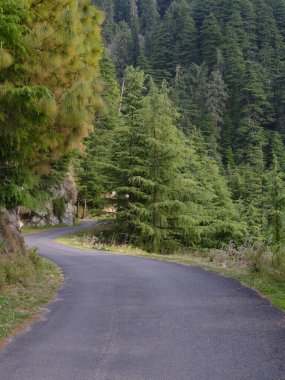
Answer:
xmin=245 ymin=244 xmax=285 ymax=281
xmin=52 ymin=197 xmax=66 ymax=222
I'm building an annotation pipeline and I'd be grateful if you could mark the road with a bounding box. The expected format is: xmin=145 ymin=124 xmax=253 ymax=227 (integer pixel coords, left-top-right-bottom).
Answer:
xmin=0 ymin=223 xmax=285 ymax=380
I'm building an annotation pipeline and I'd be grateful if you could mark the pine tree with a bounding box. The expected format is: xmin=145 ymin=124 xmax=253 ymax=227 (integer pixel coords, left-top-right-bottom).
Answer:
xmin=109 ymin=72 xmax=244 ymax=251
xmin=151 ymin=1 xmax=197 ymax=82
xmin=109 ymin=66 xmax=147 ymax=220
xmin=0 ymin=1 xmax=54 ymax=208
xmin=235 ymin=60 xmax=268 ymax=162
xmin=110 ymin=21 xmax=132 ymax=78
xmin=75 ymin=54 xmax=121 ymax=216
xmin=151 ymin=9 xmax=176 ymax=81
xmin=96 ymin=0 xmax=116 ymax=43
xmin=111 ymin=78 xmax=204 ymax=251
xmin=240 ymin=0 xmax=257 ymax=59
xmin=207 ymin=51 xmax=228 ymax=156
xmin=185 ymin=129 xmax=245 ymax=247
xmin=140 ymin=0 xmax=160 ymax=34
xmin=137 ymin=52 xmax=154 ymax=76
xmin=264 ymin=153 xmax=285 ymax=243
xmin=182 ymin=63 xmax=209 ymax=131
xmin=114 ymin=0 xmax=130 ymax=22
xmin=200 ymin=13 xmax=222 ymax=69
xmin=29 ymin=0 xmax=104 ymax=162
xmin=130 ymin=14 xmax=140 ymax=66
xmin=156 ymin=0 xmax=172 ymax=16
xmin=168 ymin=1 xmax=197 ymax=68
xmin=273 ymin=65 xmax=285 ymax=135
xmin=0 ymin=0 xmax=104 ymax=209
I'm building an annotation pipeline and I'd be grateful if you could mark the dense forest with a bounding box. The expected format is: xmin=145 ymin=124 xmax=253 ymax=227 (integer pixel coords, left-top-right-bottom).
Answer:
xmin=1 ymin=0 xmax=285 ymax=254
xmin=77 ymin=0 xmax=285 ymax=252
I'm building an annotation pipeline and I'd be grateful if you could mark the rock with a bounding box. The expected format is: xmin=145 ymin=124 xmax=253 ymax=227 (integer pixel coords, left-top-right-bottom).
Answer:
xmin=19 ymin=170 xmax=77 ymax=228
xmin=61 ymin=202 xmax=75 ymax=226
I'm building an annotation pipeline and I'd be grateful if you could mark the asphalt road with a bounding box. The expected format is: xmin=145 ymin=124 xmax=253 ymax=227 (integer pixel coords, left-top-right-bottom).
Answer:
xmin=0 ymin=223 xmax=285 ymax=380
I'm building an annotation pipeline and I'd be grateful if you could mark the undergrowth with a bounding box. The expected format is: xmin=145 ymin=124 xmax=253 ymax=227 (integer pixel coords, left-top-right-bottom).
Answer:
xmin=0 ymin=250 xmax=61 ymax=343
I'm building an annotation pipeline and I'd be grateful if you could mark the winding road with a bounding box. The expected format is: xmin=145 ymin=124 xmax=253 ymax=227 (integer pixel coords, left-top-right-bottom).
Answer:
xmin=0 ymin=223 xmax=285 ymax=379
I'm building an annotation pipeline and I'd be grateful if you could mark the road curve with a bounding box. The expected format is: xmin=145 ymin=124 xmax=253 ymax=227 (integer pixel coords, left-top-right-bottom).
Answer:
xmin=0 ymin=223 xmax=285 ymax=380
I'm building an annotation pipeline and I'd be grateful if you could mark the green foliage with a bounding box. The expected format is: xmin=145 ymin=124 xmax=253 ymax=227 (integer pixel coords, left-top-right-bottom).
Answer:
xmin=102 ymin=68 xmax=244 ymax=252
xmin=52 ymin=197 xmax=66 ymax=223
xmin=265 ymin=155 xmax=285 ymax=243
xmin=3 ymin=0 xmax=285 ymax=255
xmin=75 ymin=54 xmax=121 ymax=216
xmin=0 ymin=0 xmax=103 ymax=210
xmin=87 ymin=0 xmax=285 ymax=250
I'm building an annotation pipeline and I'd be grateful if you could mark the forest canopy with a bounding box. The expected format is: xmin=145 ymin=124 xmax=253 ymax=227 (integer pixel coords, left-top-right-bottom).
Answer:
xmin=2 ymin=0 xmax=285 ymax=253
xmin=0 ymin=0 xmax=103 ymax=209
xmin=77 ymin=0 xmax=285 ymax=251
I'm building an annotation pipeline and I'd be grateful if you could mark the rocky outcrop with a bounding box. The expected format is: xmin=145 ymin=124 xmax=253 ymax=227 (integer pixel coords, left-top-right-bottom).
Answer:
xmin=20 ymin=172 xmax=78 ymax=227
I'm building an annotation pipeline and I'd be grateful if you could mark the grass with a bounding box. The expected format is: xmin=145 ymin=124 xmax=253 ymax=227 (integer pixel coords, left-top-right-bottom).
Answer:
xmin=0 ymin=251 xmax=62 ymax=345
xmin=57 ymin=228 xmax=285 ymax=312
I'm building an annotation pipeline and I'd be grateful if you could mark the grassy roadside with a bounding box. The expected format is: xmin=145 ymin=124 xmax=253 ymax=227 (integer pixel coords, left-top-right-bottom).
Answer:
xmin=57 ymin=229 xmax=285 ymax=312
xmin=0 ymin=251 xmax=62 ymax=347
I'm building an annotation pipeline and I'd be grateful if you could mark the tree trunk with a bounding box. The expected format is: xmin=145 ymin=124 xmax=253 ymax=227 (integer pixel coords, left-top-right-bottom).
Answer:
xmin=76 ymin=202 xmax=80 ymax=218
xmin=82 ymin=200 xmax=87 ymax=219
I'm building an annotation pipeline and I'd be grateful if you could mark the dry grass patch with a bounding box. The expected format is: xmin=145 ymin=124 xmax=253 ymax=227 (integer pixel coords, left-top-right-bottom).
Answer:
xmin=0 ymin=251 xmax=62 ymax=346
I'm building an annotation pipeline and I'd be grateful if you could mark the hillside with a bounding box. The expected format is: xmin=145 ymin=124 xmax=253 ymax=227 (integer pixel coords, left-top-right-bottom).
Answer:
xmin=74 ymin=0 xmax=285 ymax=252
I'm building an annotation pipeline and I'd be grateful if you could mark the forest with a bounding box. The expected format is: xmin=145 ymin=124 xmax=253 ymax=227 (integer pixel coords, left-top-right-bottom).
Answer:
xmin=1 ymin=0 xmax=285 ymax=254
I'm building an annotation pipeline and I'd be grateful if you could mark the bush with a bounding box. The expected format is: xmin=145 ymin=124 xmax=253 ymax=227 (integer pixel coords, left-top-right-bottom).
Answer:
xmin=246 ymin=244 xmax=285 ymax=281
xmin=52 ymin=197 xmax=66 ymax=222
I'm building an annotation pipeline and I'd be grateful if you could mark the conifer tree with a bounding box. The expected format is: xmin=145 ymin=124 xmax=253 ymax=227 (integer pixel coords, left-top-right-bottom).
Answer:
xmin=152 ymin=1 xmax=197 ymax=82
xmin=76 ymin=54 xmax=121 ymax=216
xmin=0 ymin=0 xmax=103 ymax=209
xmin=168 ymin=1 xmax=197 ymax=68
xmin=137 ymin=52 xmax=154 ymax=77
xmin=110 ymin=21 xmax=132 ymax=78
xmin=156 ymin=0 xmax=172 ymax=16
xmin=95 ymin=0 xmax=285 ymax=246
xmin=185 ymin=130 xmax=245 ymax=247
xmin=29 ymin=0 xmax=104 ymax=164
xmin=151 ymin=10 xmax=175 ymax=81
xmin=240 ymin=0 xmax=257 ymax=59
xmin=108 ymin=66 xmax=147 ymax=222
xmin=265 ymin=154 xmax=285 ymax=243
xmin=200 ymin=13 xmax=222 ymax=69
xmin=129 ymin=81 xmax=193 ymax=251
xmin=207 ymin=51 xmax=228 ymax=153
xmin=140 ymin=0 xmax=160 ymax=34
xmin=130 ymin=14 xmax=140 ymax=65
xmin=111 ymin=77 xmax=203 ymax=251
xmin=96 ymin=0 xmax=116 ymax=42
xmin=0 ymin=1 xmax=55 ymax=208
xmin=114 ymin=0 xmax=130 ymax=22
